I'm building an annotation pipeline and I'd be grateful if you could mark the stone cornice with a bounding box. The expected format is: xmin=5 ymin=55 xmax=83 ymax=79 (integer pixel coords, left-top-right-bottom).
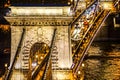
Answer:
xmin=5 ymin=16 xmax=73 ymax=26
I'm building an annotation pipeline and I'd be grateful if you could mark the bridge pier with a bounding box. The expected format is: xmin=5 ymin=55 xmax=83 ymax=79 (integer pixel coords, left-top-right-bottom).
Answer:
xmin=5 ymin=6 xmax=73 ymax=80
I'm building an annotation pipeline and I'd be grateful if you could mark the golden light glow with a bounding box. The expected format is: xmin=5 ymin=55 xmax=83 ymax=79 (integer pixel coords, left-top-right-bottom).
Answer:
xmin=70 ymin=0 xmax=73 ymax=2
xmin=82 ymin=63 xmax=85 ymax=67
xmin=44 ymin=44 xmax=47 ymax=47
xmin=68 ymin=2 xmax=71 ymax=5
xmin=35 ymin=55 xmax=38 ymax=58
xmin=102 ymin=2 xmax=113 ymax=10
xmin=71 ymin=44 xmax=74 ymax=47
xmin=0 ymin=25 xmax=10 ymax=32
xmin=4 ymin=0 xmax=10 ymax=7
xmin=40 ymin=56 xmax=43 ymax=59
xmin=73 ymin=50 xmax=75 ymax=53
xmin=78 ymin=71 xmax=81 ymax=74
xmin=5 ymin=63 xmax=8 ymax=67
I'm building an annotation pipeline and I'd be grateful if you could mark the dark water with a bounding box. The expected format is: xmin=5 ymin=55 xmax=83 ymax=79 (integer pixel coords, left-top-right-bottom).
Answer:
xmin=84 ymin=41 xmax=120 ymax=80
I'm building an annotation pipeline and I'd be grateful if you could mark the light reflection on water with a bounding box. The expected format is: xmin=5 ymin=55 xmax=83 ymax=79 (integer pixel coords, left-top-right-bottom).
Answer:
xmin=84 ymin=42 xmax=120 ymax=80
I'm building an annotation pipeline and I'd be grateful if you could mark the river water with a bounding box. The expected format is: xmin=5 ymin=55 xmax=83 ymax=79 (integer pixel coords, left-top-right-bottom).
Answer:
xmin=84 ymin=41 xmax=120 ymax=80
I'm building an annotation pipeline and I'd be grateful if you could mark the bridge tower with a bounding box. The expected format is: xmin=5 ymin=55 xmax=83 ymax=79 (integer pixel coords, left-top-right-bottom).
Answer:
xmin=5 ymin=5 xmax=73 ymax=79
xmin=2 ymin=0 xmax=119 ymax=79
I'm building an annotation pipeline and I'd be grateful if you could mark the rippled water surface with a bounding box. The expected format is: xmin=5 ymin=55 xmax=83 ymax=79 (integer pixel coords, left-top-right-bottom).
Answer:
xmin=84 ymin=42 xmax=120 ymax=80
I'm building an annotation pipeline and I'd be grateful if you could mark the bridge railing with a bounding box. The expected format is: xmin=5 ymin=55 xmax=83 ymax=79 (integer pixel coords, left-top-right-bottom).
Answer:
xmin=72 ymin=9 xmax=110 ymax=75
xmin=71 ymin=1 xmax=100 ymax=58
xmin=71 ymin=0 xmax=98 ymax=27
xmin=113 ymin=0 xmax=119 ymax=7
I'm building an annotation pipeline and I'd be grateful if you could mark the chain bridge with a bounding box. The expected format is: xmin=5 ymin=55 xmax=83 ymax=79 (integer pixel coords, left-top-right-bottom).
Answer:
xmin=0 ymin=0 xmax=119 ymax=80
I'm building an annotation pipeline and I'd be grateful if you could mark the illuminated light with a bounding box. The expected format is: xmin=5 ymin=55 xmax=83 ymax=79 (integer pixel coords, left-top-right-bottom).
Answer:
xmin=82 ymin=63 xmax=85 ymax=67
xmin=4 ymin=4 xmax=9 ymax=7
xmin=35 ymin=55 xmax=38 ymax=58
xmin=68 ymin=2 xmax=71 ymax=5
xmin=0 ymin=25 xmax=10 ymax=32
xmin=44 ymin=44 xmax=47 ymax=47
xmin=4 ymin=0 xmax=11 ymax=7
xmin=40 ymin=56 xmax=43 ymax=59
xmin=71 ymin=44 xmax=74 ymax=47
xmin=8 ymin=0 xmax=10 ymax=4
xmin=46 ymin=50 xmax=49 ymax=53
xmin=102 ymin=2 xmax=113 ymax=10
xmin=87 ymin=2 xmax=90 ymax=4
xmin=32 ymin=62 xmax=37 ymax=67
xmin=73 ymin=50 xmax=76 ymax=53
xmin=5 ymin=63 xmax=8 ymax=68
xmin=70 ymin=0 xmax=73 ymax=2
xmin=78 ymin=71 xmax=81 ymax=74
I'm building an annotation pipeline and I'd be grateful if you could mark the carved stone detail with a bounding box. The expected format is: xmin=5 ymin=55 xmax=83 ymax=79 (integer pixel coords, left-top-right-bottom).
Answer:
xmin=5 ymin=16 xmax=73 ymax=26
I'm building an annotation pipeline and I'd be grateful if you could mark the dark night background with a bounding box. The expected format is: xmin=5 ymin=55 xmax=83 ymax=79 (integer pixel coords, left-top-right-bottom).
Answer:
xmin=0 ymin=29 xmax=10 ymax=76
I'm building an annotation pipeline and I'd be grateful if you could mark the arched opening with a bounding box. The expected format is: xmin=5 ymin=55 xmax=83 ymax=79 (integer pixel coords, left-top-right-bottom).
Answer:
xmin=30 ymin=42 xmax=50 ymax=70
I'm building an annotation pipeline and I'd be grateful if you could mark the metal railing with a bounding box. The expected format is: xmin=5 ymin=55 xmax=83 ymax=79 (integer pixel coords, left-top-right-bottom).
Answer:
xmin=72 ymin=10 xmax=110 ymax=74
xmin=71 ymin=0 xmax=98 ymax=27
xmin=113 ymin=0 xmax=119 ymax=7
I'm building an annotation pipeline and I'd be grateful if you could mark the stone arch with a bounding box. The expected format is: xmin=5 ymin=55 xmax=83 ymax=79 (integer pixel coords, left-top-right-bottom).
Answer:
xmin=29 ymin=42 xmax=50 ymax=69
xmin=21 ymin=27 xmax=52 ymax=69
xmin=30 ymin=42 xmax=50 ymax=57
